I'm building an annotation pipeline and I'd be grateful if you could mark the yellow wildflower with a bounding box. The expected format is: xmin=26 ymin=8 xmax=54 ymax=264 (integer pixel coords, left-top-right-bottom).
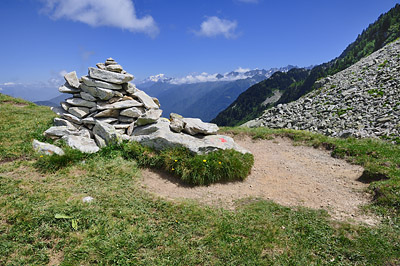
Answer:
xmin=219 ymin=161 xmax=222 ymax=165
xmin=40 ymin=155 xmax=43 ymax=158
xmin=171 ymin=168 xmax=175 ymax=171
xmin=174 ymin=159 xmax=178 ymax=162
xmin=203 ymin=159 xmax=206 ymax=163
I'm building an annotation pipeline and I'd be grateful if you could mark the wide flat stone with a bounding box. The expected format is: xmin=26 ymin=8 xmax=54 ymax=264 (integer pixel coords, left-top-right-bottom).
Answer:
xmin=32 ymin=139 xmax=65 ymax=156
xmin=106 ymin=64 xmax=123 ymax=73
xmin=182 ymin=118 xmax=219 ymax=135
xmin=62 ymin=113 xmax=82 ymax=125
xmin=68 ymin=106 xmax=90 ymax=119
xmin=80 ymin=84 xmax=115 ymax=101
xmin=97 ymin=100 xmax=143 ymax=110
xmin=88 ymin=67 xmax=133 ymax=84
xmin=54 ymin=117 xmax=78 ymax=129
xmin=59 ymin=83 xmax=80 ymax=94
xmin=131 ymin=119 xmax=250 ymax=155
xmin=94 ymin=109 xmax=120 ymax=118
xmin=81 ymin=76 xmax=123 ymax=90
xmin=64 ymin=71 xmax=80 ymax=88
xmin=120 ymin=107 xmax=144 ymax=118
xmin=133 ymin=90 xmax=159 ymax=109
xmin=136 ymin=109 xmax=162 ymax=126
xmin=66 ymin=97 xmax=96 ymax=108
xmin=62 ymin=135 xmax=99 ymax=153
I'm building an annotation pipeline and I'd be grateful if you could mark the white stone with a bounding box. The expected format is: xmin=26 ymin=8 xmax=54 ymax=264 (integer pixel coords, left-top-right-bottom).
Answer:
xmin=97 ymin=100 xmax=143 ymax=110
xmin=66 ymin=98 xmax=96 ymax=108
xmin=81 ymin=76 xmax=123 ymax=90
xmin=64 ymin=71 xmax=80 ymax=89
xmin=88 ymin=67 xmax=133 ymax=84
xmin=136 ymin=109 xmax=162 ymax=126
xmin=68 ymin=106 xmax=90 ymax=119
xmin=59 ymin=83 xmax=80 ymax=94
xmin=62 ymin=135 xmax=99 ymax=153
xmin=32 ymin=139 xmax=65 ymax=156
xmin=120 ymin=107 xmax=143 ymax=118
xmin=182 ymin=118 xmax=219 ymax=135
xmin=133 ymin=90 xmax=159 ymax=109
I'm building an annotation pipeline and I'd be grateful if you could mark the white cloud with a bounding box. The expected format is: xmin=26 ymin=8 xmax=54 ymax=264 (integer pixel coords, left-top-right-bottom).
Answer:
xmin=4 ymin=82 xmax=16 ymax=86
xmin=41 ymin=0 xmax=159 ymax=37
xmin=234 ymin=67 xmax=251 ymax=73
xmin=0 ymin=88 xmax=3 ymax=91
xmin=59 ymin=70 xmax=68 ymax=77
xmin=195 ymin=16 xmax=238 ymax=39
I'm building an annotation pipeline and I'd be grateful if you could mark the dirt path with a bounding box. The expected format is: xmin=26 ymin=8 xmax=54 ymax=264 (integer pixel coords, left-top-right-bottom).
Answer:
xmin=140 ymin=136 xmax=378 ymax=225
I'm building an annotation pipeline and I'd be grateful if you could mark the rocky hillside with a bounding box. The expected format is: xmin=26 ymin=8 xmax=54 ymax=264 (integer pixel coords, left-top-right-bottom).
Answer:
xmin=243 ymin=39 xmax=400 ymax=143
xmin=213 ymin=4 xmax=400 ymax=126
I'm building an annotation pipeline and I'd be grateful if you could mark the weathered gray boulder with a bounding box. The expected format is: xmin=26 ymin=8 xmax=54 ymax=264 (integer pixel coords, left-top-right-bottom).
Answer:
xmin=93 ymin=121 xmax=118 ymax=145
xmin=68 ymin=106 xmax=90 ymax=119
xmin=88 ymin=67 xmax=133 ymax=84
xmin=62 ymin=135 xmax=99 ymax=153
xmin=131 ymin=119 xmax=249 ymax=154
xmin=182 ymin=118 xmax=219 ymax=135
xmin=81 ymin=76 xmax=123 ymax=90
xmin=32 ymin=139 xmax=65 ymax=156
xmin=64 ymin=71 xmax=80 ymax=89
xmin=133 ymin=90 xmax=159 ymax=109
xmin=136 ymin=109 xmax=163 ymax=126
xmin=169 ymin=113 xmax=185 ymax=133
xmin=62 ymin=113 xmax=83 ymax=125
xmin=66 ymin=98 xmax=96 ymax=108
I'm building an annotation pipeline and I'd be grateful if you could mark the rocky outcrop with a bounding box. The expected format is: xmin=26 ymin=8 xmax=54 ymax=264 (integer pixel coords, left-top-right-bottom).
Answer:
xmin=244 ymin=39 xmax=400 ymax=143
xmin=39 ymin=58 xmax=249 ymax=155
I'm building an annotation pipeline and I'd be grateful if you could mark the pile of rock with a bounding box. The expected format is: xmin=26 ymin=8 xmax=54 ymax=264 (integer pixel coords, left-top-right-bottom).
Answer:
xmin=36 ymin=58 xmax=249 ymax=155
xmin=243 ymin=39 xmax=400 ymax=142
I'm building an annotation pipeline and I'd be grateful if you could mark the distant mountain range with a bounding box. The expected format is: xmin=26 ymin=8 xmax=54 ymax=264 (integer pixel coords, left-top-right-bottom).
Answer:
xmin=136 ymin=66 xmax=296 ymax=121
xmin=212 ymin=4 xmax=400 ymax=126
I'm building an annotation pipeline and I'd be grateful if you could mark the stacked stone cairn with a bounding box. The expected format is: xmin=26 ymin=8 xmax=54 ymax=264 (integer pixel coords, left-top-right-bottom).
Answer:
xmin=35 ymin=58 xmax=249 ymax=155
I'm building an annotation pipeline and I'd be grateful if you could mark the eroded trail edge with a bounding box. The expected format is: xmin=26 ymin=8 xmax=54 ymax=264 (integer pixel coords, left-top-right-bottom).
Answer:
xmin=140 ymin=136 xmax=378 ymax=225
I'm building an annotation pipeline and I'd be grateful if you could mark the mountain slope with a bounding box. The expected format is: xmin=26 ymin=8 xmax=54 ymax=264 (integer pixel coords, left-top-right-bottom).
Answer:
xmin=138 ymin=66 xmax=294 ymax=121
xmin=213 ymin=4 xmax=400 ymax=126
xmin=244 ymin=39 xmax=400 ymax=142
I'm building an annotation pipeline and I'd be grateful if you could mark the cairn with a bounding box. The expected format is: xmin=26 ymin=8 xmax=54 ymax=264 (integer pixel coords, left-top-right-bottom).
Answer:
xmin=38 ymin=58 xmax=249 ymax=155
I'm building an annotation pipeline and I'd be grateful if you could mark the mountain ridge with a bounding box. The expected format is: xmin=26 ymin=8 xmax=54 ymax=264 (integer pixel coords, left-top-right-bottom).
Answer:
xmin=212 ymin=3 xmax=400 ymax=126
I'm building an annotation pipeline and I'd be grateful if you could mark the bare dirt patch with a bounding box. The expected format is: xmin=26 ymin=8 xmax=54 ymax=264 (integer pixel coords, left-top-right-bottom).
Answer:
xmin=140 ymin=136 xmax=378 ymax=225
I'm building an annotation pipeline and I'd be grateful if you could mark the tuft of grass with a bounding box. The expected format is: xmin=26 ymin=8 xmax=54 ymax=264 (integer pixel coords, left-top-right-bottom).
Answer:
xmin=122 ymin=141 xmax=254 ymax=185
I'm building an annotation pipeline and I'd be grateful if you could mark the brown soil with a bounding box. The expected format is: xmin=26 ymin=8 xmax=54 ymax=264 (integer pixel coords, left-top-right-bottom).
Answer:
xmin=140 ymin=136 xmax=378 ymax=225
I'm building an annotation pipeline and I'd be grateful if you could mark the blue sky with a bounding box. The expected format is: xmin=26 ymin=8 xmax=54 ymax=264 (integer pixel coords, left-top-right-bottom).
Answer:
xmin=0 ymin=0 xmax=399 ymax=100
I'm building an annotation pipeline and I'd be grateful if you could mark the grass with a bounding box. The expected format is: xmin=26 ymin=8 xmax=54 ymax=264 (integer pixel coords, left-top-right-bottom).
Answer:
xmin=1 ymin=93 xmax=400 ymax=265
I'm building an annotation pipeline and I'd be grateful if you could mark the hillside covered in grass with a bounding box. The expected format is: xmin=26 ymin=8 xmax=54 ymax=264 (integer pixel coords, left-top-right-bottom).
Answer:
xmin=1 ymin=94 xmax=400 ymax=265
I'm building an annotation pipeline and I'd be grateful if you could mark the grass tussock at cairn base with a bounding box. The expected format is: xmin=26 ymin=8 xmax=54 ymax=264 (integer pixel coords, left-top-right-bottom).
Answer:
xmin=35 ymin=141 xmax=254 ymax=186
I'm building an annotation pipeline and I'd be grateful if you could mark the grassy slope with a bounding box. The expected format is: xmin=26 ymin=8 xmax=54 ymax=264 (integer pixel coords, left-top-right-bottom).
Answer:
xmin=1 ymin=94 xmax=399 ymax=265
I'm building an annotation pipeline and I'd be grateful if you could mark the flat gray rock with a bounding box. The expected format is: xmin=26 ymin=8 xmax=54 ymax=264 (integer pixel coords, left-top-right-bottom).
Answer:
xmin=94 ymin=109 xmax=120 ymax=118
xmin=59 ymin=83 xmax=80 ymax=94
xmin=62 ymin=113 xmax=83 ymax=125
xmin=182 ymin=118 xmax=219 ymax=135
xmin=136 ymin=109 xmax=163 ymax=126
xmin=32 ymin=139 xmax=65 ymax=156
xmin=81 ymin=84 xmax=115 ymax=101
xmin=133 ymin=90 xmax=159 ymax=109
xmin=120 ymin=107 xmax=144 ymax=118
xmin=81 ymin=76 xmax=122 ymax=90
xmin=88 ymin=67 xmax=133 ymax=84
xmin=80 ymin=91 xmax=96 ymax=101
xmin=68 ymin=106 xmax=90 ymax=119
xmin=54 ymin=118 xmax=78 ymax=129
xmin=106 ymin=64 xmax=123 ymax=73
xmin=93 ymin=121 xmax=118 ymax=145
xmin=131 ymin=119 xmax=250 ymax=155
xmin=62 ymin=135 xmax=99 ymax=153
xmin=64 ymin=71 xmax=80 ymax=89
xmin=60 ymin=102 xmax=71 ymax=111
xmin=66 ymin=97 xmax=96 ymax=108
xmin=44 ymin=126 xmax=80 ymax=139
xmin=97 ymin=100 xmax=143 ymax=110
